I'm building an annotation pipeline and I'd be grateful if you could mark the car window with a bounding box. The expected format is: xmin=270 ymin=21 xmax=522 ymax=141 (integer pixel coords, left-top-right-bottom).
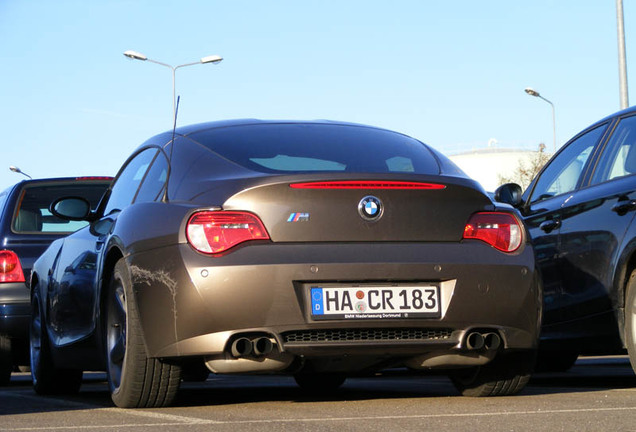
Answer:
xmin=0 ymin=190 xmax=8 ymax=220
xmin=12 ymin=181 xmax=110 ymax=234
xmin=529 ymin=124 xmax=607 ymax=203
xmin=386 ymin=156 xmax=415 ymax=172
xmin=104 ymin=149 xmax=157 ymax=215
xmin=250 ymin=155 xmax=346 ymax=171
xmin=134 ymin=150 xmax=169 ymax=203
xmin=590 ymin=115 xmax=636 ymax=184
xmin=187 ymin=123 xmax=441 ymax=175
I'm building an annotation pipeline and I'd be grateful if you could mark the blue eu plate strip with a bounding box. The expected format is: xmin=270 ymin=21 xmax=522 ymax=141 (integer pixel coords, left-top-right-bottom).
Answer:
xmin=311 ymin=287 xmax=324 ymax=315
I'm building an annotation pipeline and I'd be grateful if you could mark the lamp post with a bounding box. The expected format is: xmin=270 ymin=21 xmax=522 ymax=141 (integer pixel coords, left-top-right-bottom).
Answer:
xmin=525 ymin=87 xmax=557 ymax=153
xmin=9 ymin=166 xmax=31 ymax=179
xmin=617 ymin=0 xmax=629 ymax=109
xmin=123 ymin=50 xmax=223 ymax=118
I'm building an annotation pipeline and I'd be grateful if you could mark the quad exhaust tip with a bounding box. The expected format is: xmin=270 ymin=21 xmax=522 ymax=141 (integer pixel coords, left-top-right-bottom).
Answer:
xmin=465 ymin=331 xmax=501 ymax=351
xmin=483 ymin=332 xmax=501 ymax=351
xmin=466 ymin=332 xmax=485 ymax=350
xmin=230 ymin=336 xmax=275 ymax=358
xmin=253 ymin=337 xmax=273 ymax=356
xmin=230 ymin=337 xmax=253 ymax=357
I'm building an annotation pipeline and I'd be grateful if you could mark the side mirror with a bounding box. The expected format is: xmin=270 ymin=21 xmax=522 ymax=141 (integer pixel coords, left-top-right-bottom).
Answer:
xmin=51 ymin=197 xmax=91 ymax=221
xmin=494 ymin=183 xmax=523 ymax=207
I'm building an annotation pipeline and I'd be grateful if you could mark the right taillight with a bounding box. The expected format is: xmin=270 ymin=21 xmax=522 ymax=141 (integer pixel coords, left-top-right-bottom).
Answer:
xmin=186 ymin=211 xmax=270 ymax=255
xmin=463 ymin=212 xmax=523 ymax=253
xmin=0 ymin=250 xmax=25 ymax=283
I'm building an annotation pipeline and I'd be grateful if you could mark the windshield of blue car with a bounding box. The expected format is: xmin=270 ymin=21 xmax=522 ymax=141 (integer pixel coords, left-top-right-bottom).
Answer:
xmin=12 ymin=181 xmax=110 ymax=234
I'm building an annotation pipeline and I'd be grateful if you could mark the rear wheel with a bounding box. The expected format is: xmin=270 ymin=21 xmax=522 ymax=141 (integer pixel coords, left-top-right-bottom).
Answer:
xmin=450 ymin=351 xmax=535 ymax=397
xmin=0 ymin=336 xmax=12 ymax=386
xmin=294 ymin=373 xmax=346 ymax=394
xmin=106 ymin=259 xmax=181 ymax=408
xmin=30 ymin=291 xmax=82 ymax=395
xmin=624 ymin=269 xmax=636 ymax=374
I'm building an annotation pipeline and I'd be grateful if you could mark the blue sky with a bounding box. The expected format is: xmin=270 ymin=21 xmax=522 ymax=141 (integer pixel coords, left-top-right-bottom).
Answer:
xmin=0 ymin=1 xmax=632 ymax=190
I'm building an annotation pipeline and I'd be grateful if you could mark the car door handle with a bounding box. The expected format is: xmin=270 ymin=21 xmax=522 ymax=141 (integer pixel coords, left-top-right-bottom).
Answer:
xmin=611 ymin=200 xmax=636 ymax=215
xmin=539 ymin=219 xmax=561 ymax=233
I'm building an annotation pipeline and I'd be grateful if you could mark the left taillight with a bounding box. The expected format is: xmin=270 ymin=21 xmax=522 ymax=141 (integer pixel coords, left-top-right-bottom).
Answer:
xmin=463 ymin=212 xmax=523 ymax=253
xmin=0 ymin=250 xmax=25 ymax=283
xmin=186 ymin=211 xmax=270 ymax=255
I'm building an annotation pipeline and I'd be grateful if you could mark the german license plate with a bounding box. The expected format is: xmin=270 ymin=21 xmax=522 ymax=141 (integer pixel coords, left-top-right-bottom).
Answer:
xmin=310 ymin=285 xmax=440 ymax=320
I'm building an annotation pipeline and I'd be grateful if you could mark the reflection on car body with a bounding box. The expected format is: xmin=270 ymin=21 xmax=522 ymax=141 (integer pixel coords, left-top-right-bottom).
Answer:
xmin=52 ymin=251 xmax=98 ymax=332
xmin=30 ymin=120 xmax=541 ymax=407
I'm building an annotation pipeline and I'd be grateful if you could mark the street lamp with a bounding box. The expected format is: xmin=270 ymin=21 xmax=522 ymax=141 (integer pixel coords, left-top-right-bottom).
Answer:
xmin=123 ymin=50 xmax=223 ymax=118
xmin=525 ymin=87 xmax=557 ymax=153
xmin=617 ymin=0 xmax=629 ymax=109
xmin=9 ymin=166 xmax=32 ymax=179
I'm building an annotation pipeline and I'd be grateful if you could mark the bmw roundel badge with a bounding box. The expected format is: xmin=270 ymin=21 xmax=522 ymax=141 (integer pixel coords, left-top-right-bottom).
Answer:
xmin=358 ymin=196 xmax=383 ymax=221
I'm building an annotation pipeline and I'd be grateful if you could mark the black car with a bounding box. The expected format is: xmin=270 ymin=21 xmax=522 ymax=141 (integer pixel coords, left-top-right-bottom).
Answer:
xmin=31 ymin=120 xmax=541 ymax=408
xmin=0 ymin=177 xmax=111 ymax=384
xmin=496 ymin=105 xmax=636 ymax=372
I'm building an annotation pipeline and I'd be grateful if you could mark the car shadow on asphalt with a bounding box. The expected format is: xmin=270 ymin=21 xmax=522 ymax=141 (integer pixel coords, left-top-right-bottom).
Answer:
xmin=525 ymin=356 xmax=636 ymax=394
xmin=2 ymin=357 xmax=635 ymax=413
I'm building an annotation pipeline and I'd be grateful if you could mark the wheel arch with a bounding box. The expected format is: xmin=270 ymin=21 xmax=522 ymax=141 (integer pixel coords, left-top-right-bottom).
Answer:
xmin=98 ymin=246 xmax=124 ymax=348
xmin=29 ymin=272 xmax=40 ymax=298
xmin=614 ymin=235 xmax=636 ymax=347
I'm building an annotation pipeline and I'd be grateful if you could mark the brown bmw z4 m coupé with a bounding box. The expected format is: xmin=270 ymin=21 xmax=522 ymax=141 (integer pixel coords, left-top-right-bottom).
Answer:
xmin=30 ymin=120 xmax=541 ymax=407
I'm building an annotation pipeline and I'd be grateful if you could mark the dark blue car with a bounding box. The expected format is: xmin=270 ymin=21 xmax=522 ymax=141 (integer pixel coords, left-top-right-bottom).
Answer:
xmin=496 ymin=105 xmax=636 ymax=372
xmin=0 ymin=177 xmax=111 ymax=384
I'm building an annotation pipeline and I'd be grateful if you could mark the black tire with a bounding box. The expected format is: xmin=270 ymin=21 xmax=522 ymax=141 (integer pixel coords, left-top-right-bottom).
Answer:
xmin=105 ymin=259 xmax=182 ymax=408
xmin=534 ymin=350 xmax=578 ymax=373
xmin=625 ymin=269 xmax=636 ymax=375
xmin=30 ymin=291 xmax=82 ymax=395
xmin=0 ymin=336 xmax=12 ymax=386
xmin=294 ymin=373 xmax=346 ymax=394
xmin=450 ymin=351 xmax=535 ymax=397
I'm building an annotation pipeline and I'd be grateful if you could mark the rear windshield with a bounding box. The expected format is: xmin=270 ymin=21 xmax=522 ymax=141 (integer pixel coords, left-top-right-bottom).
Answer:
xmin=187 ymin=123 xmax=440 ymax=175
xmin=13 ymin=181 xmax=110 ymax=234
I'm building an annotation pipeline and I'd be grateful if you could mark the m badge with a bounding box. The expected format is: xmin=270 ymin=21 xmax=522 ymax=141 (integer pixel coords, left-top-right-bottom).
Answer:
xmin=287 ymin=212 xmax=310 ymax=222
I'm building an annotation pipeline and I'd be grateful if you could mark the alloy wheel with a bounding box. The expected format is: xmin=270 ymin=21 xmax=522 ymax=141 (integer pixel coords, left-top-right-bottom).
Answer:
xmin=106 ymin=279 xmax=127 ymax=391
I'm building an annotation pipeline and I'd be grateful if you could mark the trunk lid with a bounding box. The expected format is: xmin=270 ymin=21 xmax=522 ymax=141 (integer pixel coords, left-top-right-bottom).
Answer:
xmin=221 ymin=174 xmax=493 ymax=243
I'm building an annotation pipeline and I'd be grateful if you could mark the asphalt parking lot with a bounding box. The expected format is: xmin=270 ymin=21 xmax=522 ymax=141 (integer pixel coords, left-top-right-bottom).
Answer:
xmin=1 ymin=357 xmax=635 ymax=432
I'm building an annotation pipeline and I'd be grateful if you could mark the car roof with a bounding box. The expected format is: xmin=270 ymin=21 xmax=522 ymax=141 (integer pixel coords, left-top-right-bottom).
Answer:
xmin=172 ymin=119 xmax=402 ymax=138
xmin=590 ymin=105 xmax=636 ymax=126
xmin=2 ymin=176 xmax=113 ymax=195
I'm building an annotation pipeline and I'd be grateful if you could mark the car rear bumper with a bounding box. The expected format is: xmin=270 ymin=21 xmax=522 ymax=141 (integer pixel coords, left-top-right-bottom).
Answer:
xmin=0 ymin=282 xmax=30 ymax=339
xmin=128 ymin=240 xmax=541 ymax=372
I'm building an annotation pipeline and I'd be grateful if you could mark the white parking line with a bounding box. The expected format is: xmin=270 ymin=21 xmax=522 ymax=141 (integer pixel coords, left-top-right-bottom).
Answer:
xmin=99 ymin=407 xmax=215 ymax=424
xmin=0 ymin=424 xmax=196 ymax=431
xmin=230 ymin=406 xmax=636 ymax=424
xmin=2 ymin=406 xmax=636 ymax=431
xmin=0 ymin=391 xmax=213 ymax=425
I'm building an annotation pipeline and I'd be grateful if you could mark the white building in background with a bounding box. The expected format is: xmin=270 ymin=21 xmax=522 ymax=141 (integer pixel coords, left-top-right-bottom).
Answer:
xmin=448 ymin=145 xmax=549 ymax=192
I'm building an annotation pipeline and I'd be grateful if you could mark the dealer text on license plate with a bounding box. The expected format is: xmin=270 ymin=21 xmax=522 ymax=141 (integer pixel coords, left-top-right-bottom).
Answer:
xmin=310 ymin=285 xmax=440 ymax=320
